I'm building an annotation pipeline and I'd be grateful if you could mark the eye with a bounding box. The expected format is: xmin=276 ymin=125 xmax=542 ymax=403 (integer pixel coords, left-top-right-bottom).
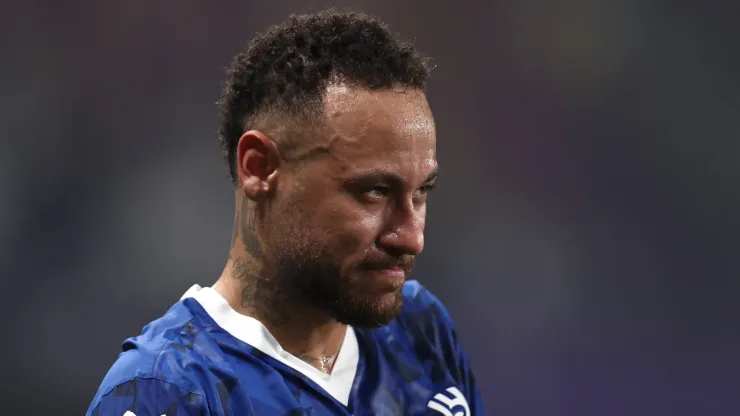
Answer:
xmin=415 ymin=183 xmax=437 ymax=197
xmin=365 ymin=186 xmax=389 ymax=199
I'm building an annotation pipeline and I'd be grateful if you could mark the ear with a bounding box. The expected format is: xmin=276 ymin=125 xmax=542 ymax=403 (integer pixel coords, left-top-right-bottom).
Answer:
xmin=236 ymin=130 xmax=280 ymax=201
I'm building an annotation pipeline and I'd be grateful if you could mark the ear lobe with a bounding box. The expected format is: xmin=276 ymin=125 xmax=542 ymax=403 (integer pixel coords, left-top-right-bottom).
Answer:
xmin=241 ymin=175 xmax=263 ymax=196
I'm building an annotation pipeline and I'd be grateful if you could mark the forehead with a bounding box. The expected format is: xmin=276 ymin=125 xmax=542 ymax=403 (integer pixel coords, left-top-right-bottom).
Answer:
xmin=316 ymin=83 xmax=437 ymax=176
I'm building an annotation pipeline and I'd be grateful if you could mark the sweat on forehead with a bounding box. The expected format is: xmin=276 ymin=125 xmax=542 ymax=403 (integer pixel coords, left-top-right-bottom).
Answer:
xmin=321 ymin=83 xmax=434 ymax=143
xmin=262 ymin=82 xmax=435 ymax=166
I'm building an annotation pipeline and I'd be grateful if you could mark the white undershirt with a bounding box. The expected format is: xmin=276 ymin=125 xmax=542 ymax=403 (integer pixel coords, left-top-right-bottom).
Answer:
xmin=181 ymin=285 xmax=359 ymax=406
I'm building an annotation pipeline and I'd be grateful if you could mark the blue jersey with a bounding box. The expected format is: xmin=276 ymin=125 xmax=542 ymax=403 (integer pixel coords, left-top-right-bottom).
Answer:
xmin=87 ymin=280 xmax=485 ymax=415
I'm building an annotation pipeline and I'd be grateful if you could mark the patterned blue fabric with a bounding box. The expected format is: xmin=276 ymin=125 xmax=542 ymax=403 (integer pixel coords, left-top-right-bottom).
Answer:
xmin=87 ymin=280 xmax=486 ymax=415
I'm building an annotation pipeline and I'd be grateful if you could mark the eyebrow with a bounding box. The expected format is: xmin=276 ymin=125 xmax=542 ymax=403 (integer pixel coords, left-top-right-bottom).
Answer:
xmin=344 ymin=168 xmax=439 ymax=188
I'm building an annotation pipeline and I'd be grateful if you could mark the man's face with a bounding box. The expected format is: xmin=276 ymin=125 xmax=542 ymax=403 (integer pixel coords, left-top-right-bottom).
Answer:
xmin=265 ymin=83 xmax=438 ymax=328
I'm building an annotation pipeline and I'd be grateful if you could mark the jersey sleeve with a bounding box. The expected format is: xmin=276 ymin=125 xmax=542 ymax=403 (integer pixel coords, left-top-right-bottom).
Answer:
xmin=404 ymin=281 xmax=488 ymax=416
xmin=86 ymin=377 xmax=210 ymax=416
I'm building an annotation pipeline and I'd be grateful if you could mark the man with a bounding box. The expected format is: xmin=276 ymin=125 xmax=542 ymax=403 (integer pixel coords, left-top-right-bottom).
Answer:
xmin=87 ymin=9 xmax=485 ymax=416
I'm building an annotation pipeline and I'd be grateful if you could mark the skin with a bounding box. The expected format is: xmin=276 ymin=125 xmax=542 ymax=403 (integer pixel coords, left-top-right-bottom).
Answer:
xmin=212 ymin=82 xmax=438 ymax=374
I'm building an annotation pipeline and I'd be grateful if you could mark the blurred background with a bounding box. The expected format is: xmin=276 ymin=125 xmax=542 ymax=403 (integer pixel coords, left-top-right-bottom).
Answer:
xmin=2 ymin=0 xmax=739 ymax=414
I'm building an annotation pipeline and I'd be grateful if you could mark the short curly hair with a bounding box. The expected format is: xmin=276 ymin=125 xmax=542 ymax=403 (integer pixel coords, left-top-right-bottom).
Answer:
xmin=217 ymin=9 xmax=432 ymax=185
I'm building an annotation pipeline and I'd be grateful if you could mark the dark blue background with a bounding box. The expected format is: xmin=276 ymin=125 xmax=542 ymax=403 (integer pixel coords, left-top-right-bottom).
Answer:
xmin=1 ymin=0 xmax=738 ymax=414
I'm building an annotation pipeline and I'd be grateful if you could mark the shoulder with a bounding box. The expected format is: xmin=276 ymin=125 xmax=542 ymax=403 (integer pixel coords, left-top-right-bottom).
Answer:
xmin=391 ymin=280 xmax=466 ymax=370
xmin=387 ymin=280 xmax=460 ymax=355
xmin=86 ymin=301 xmax=211 ymax=416
xmin=394 ymin=281 xmax=488 ymax=414
xmin=399 ymin=279 xmax=456 ymax=329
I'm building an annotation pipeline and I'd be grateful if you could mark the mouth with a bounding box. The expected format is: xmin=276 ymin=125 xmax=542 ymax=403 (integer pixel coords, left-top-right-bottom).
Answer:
xmin=363 ymin=266 xmax=407 ymax=285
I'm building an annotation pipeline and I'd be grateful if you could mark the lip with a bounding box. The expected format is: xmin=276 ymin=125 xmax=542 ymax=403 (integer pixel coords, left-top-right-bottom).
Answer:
xmin=365 ymin=267 xmax=406 ymax=281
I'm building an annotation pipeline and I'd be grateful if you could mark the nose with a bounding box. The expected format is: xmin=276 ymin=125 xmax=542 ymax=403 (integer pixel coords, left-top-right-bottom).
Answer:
xmin=377 ymin=200 xmax=425 ymax=256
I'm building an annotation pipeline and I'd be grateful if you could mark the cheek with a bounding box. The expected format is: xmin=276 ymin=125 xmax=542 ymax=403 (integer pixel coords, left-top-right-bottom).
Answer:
xmin=322 ymin=207 xmax=384 ymax=257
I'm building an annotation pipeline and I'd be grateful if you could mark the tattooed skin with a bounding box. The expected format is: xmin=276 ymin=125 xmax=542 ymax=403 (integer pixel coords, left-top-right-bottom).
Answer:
xmin=231 ymin=198 xmax=291 ymax=327
xmin=241 ymin=199 xmax=263 ymax=259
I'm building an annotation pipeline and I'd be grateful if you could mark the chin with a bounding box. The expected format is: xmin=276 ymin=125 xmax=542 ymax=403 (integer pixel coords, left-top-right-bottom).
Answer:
xmin=331 ymin=287 xmax=405 ymax=328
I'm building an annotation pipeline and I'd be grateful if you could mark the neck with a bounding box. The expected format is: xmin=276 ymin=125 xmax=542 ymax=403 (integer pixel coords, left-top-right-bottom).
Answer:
xmin=213 ymin=248 xmax=348 ymax=374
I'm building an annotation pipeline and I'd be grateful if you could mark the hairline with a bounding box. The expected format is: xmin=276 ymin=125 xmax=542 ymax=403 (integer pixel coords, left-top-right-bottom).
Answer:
xmin=242 ymin=80 xmax=426 ymax=163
